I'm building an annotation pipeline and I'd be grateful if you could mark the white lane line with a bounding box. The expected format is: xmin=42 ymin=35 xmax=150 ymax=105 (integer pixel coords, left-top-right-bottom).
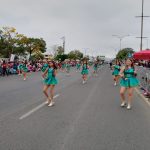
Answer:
xmin=19 ymin=94 xmax=60 ymax=120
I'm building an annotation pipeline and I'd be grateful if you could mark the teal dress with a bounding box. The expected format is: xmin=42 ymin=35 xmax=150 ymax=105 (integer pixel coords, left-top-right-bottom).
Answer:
xmin=120 ymin=68 xmax=139 ymax=87
xmin=22 ymin=64 xmax=28 ymax=72
xmin=93 ymin=64 xmax=98 ymax=71
xmin=18 ymin=64 xmax=23 ymax=70
xmin=62 ymin=63 xmax=66 ymax=69
xmin=41 ymin=64 xmax=49 ymax=72
xmin=66 ymin=64 xmax=71 ymax=72
xmin=81 ymin=64 xmax=89 ymax=75
xmin=44 ymin=68 xmax=58 ymax=85
xmin=112 ymin=65 xmax=120 ymax=76
xmin=76 ymin=64 xmax=81 ymax=70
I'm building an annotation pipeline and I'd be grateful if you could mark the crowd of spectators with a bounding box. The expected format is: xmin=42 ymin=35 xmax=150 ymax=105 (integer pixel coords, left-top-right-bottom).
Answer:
xmin=0 ymin=60 xmax=43 ymax=76
xmin=0 ymin=60 xmax=80 ymax=77
xmin=135 ymin=60 xmax=150 ymax=98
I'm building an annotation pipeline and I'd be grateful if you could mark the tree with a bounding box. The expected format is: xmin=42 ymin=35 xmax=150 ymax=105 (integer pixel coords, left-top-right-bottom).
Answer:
xmin=24 ymin=38 xmax=46 ymax=59
xmin=55 ymin=54 xmax=68 ymax=61
xmin=0 ymin=27 xmax=47 ymax=59
xmin=14 ymin=34 xmax=28 ymax=56
xmin=68 ymin=50 xmax=83 ymax=60
xmin=54 ymin=46 xmax=66 ymax=61
xmin=0 ymin=27 xmax=18 ymax=57
xmin=116 ymin=48 xmax=134 ymax=60
xmin=2 ymin=27 xmax=17 ymax=57
xmin=51 ymin=45 xmax=59 ymax=57
xmin=30 ymin=52 xmax=44 ymax=61
xmin=56 ymin=46 xmax=64 ymax=55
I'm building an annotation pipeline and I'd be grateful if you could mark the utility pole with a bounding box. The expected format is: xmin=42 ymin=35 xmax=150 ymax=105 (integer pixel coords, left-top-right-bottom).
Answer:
xmin=61 ymin=36 xmax=65 ymax=54
xmin=136 ymin=0 xmax=150 ymax=51
xmin=82 ymin=48 xmax=89 ymax=57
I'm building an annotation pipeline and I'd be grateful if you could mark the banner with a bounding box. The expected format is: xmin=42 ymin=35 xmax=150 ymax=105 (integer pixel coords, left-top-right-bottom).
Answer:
xmin=10 ymin=54 xmax=15 ymax=62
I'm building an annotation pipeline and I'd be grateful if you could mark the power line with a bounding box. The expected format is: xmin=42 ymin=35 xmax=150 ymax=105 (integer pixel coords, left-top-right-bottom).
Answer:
xmin=135 ymin=0 xmax=150 ymax=51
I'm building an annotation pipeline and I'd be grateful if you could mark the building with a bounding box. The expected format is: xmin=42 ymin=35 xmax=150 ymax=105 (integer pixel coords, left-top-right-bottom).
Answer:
xmin=42 ymin=52 xmax=53 ymax=60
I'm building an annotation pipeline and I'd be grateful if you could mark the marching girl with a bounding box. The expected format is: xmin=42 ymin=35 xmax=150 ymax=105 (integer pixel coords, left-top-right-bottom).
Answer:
xmin=21 ymin=60 xmax=28 ymax=81
xmin=18 ymin=61 xmax=23 ymax=75
xmin=81 ymin=60 xmax=89 ymax=84
xmin=76 ymin=61 xmax=81 ymax=72
xmin=41 ymin=60 xmax=49 ymax=80
xmin=93 ymin=61 xmax=98 ymax=76
xmin=41 ymin=60 xmax=49 ymax=73
xmin=66 ymin=61 xmax=71 ymax=76
xmin=61 ymin=61 xmax=66 ymax=72
xmin=119 ymin=58 xmax=139 ymax=110
xmin=42 ymin=61 xmax=58 ymax=107
xmin=112 ymin=60 xmax=121 ymax=86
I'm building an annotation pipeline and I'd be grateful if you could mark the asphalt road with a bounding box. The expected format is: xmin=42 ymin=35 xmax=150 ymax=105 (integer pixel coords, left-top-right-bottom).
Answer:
xmin=0 ymin=66 xmax=150 ymax=150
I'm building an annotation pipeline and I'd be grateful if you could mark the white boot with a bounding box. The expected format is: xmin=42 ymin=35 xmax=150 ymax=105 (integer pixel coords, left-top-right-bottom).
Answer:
xmin=127 ymin=104 xmax=131 ymax=110
xmin=121 ymin=101 xmax=126 ymax=107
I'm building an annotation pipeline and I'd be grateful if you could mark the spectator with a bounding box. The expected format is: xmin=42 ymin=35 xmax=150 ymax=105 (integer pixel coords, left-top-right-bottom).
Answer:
xmin=2 ymin=60 xmax=9 ymax=76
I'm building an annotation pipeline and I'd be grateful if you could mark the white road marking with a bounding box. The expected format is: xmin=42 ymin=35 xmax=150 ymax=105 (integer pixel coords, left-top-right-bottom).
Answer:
xmin=19 ymin=94 xmax=60 ymax=120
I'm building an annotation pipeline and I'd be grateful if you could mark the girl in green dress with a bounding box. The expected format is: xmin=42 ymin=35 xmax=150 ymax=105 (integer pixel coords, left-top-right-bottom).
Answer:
xmin=93 ymin=61 xmax=98 ymax=76
xmin=61 ymin=61 xmax=66 ymax=72
xmin=81 ymin=60 xmax=89 ymax=84
xmin=66 ymin=62 xmax=71 ymax=76
xmin=18 ymin=61 xmax=23 ymax=76
xmin=21 ymin=60 xmax=28 ymax=81
xmin=42 ymin=61 xmax=58 ymax=107
xmin=119 ymin=59 xmax=139 ymax=110
xmin=76 ymin=62 xmax=81 ymax=72
xmin=41 ymin=60 xmax=49 ymax=80
xmin=112 ymin=60 xmax=121 ymax=86
xmin=41 ymin=60 xmax=49 ymax=73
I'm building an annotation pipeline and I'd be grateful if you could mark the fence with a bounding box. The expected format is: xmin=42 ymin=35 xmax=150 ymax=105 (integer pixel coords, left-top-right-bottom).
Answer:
xmin=137 ymin=66 xmax=150 ymax=96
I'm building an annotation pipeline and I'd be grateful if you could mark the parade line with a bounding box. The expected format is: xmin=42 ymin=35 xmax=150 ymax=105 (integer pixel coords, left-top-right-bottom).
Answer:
xmin=19 ymin=94 xmax=60 ymax=120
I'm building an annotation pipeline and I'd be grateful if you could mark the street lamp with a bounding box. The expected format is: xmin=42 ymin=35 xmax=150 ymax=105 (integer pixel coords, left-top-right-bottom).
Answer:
xmin=110 ymin=47 xmax=119 ymax=58
xmin=112 ymin=35 xmax=130 ymax=51
xmin=82 ymin=48 xmax=89 ymax=57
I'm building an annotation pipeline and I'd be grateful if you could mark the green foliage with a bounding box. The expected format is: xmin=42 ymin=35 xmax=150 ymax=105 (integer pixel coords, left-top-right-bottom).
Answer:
xmin=116 ymin=48 xmax=134 ymax=60
xmin=68 ymin=50 xmax=83 ymax=60
xmin=56 ymin=46 xmax=64 ymax=55
xmin=54 ymin=49 xmax=83 ymax=61
xmin=55 ymin=54 xmax=68 ymax=61
xmin=25 ymin=38 xmax=46 ymax=59
xmin=30 ymin=52 xmax=44 ymax=61
xmin=0 ymin=26 xmax=46 ymax=59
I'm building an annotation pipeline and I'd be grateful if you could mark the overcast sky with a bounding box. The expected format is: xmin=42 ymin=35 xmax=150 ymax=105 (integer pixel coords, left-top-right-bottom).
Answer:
xmin=0 ymin=0 xmax=150 ymax=58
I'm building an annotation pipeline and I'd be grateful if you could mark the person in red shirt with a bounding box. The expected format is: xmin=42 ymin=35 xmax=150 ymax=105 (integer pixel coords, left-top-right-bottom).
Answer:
xmin=2 ymin=60 xmax=9 ymax=76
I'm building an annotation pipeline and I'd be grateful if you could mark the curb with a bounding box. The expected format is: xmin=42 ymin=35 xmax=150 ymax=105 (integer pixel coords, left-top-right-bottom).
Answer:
xmin=135 ymin=87 xmax=150 ymax=107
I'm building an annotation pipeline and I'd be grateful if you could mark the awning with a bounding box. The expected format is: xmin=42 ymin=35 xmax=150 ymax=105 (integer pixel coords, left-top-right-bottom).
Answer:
xmin=133 ymin=50 xmax=150 ymax=60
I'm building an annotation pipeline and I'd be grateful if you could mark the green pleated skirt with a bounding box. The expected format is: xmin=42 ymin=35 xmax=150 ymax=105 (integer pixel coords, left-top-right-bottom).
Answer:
xmin=120 ymin=77 xmax=139 ymax=87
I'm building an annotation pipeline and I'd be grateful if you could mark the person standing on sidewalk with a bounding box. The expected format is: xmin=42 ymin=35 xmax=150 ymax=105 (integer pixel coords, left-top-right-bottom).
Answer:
xmin=2 ymin=60 xmax=9 ymax=76
xmin=119 ymin=58 xmax=139 ymax=110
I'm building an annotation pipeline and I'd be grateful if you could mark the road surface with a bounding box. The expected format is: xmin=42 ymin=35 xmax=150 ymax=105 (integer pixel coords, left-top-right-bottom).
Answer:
xmin=0 ymin=66 xmax=150 ymax=150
